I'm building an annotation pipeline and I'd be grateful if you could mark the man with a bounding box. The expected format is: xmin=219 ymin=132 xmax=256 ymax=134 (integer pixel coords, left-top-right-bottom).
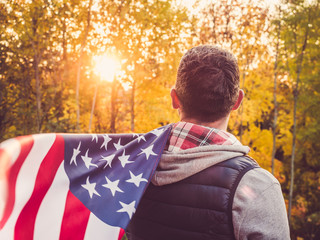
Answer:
xmin=126 ymin=45 xmax=290 ymax=239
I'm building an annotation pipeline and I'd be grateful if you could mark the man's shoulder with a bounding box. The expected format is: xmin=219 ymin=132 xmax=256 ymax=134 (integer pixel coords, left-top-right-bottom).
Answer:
xmin=216 ymin=155 xmax=260 ymax=174
xmin=234 ymin=162 xmax=281 ymax=200
xmin=243 ymin=166 xmax=280 ymax=186
xmin=220 ymin=156 xmax=280 ymax=196
xmin=232 ymin=160 xmax=290 ymax=240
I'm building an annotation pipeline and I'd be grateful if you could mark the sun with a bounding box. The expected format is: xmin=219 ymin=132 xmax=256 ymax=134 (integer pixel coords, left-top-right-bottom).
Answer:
xmin=93 ymin=54 xmax=121 ymax=82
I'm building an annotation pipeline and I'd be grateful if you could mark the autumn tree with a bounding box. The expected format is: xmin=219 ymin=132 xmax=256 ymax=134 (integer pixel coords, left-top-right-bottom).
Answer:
xmin=92 ymin=0 xmax=189 ymax=133
xmin=0 ymin=0 xmax=62 ymax=136
xmin=278 ymin=0 xmax=320 ymax=238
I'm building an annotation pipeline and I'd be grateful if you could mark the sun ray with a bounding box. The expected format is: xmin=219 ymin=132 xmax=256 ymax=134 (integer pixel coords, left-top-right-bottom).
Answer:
xmin=93 ymin=54 xmax=121 ymax=82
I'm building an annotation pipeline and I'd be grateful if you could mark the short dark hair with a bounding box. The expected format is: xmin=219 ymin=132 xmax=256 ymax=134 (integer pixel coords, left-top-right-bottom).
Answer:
xmin=175 ymin=45 xmax=240 ymax=122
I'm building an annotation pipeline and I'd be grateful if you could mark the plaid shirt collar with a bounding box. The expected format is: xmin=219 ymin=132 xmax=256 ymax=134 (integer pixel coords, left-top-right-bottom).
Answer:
xmin=166 ymin=121 xmax=242 ymax=152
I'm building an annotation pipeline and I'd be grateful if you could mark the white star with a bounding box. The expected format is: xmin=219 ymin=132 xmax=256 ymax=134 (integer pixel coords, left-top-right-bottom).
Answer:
xmin=136 ymin=135 xmax=146 ymax=143
xmin=100 ymin=154 xmax=115 ymax=169
xmin=101 ymin=134 xmax=112 ymax=150
xmin=118 ymin=150 xmax=133 ymax=168
xmin=138 ymin=144 xmax=157 ymax=160
xmin=91 ymin=134 xmax=98 ymax=143
xmin=126 ymin=171 xmax=148 ymax=187
xmin=102 ymin=176 xmax=123 ymax=197
xmin=81 ymin=176 xmax=101 ymax=198
xmin=132 ymin=133 xmax=139 ymax=138
xmin=151 ymin=128 xmax=164 ymax=137
xmin=113 ymin=139 xmax=123 ymax=150
xmin=117 ymin=200 xmax=136 ymax=219
xmin=70 ymin=142 xmax=81 ymax=165
xmin=81 ymin=149 xmax=98 ymax=169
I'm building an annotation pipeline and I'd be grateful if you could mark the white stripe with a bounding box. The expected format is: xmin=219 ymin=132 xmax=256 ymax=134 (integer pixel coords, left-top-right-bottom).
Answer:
xmin=0 ymin=138 xmax=21 ymax=222
xmin=84 ymin=213 xmax=121 ymax=240
xmin=0 ymin=134 xmax=56 ymax=240
xmin=34 ymin=161 xmax=69 ymax=240
xmin=0 ymin=138 xmax=21 ymax=165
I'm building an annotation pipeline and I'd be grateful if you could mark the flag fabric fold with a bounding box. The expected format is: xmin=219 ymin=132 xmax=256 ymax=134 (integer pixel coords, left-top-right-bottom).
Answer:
xmin=0 ymin=125 xmax=172 ymax=240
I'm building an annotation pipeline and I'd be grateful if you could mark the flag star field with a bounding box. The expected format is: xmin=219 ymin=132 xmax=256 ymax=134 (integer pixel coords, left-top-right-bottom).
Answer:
xmin=64 ymin=125 xmax=170 ymax=229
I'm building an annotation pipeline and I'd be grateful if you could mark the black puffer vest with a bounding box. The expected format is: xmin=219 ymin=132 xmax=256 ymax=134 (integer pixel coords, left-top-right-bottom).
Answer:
xmin=126 ymin=156 xmax=260 ymax=240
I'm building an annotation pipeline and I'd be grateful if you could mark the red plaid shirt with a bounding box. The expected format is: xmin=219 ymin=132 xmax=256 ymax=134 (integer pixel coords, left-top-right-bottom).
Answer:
xmin=166 ymin=122 xmax=241 ymax=152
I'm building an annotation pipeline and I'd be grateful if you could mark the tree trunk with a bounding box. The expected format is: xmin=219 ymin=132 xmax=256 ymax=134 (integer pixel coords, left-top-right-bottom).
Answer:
xmin=110 ymin=79 xmax=117 ymax=133
xmin=288 ymin=13 xmax=309 ymax=224
xmin=31 ymin=2 xmax=42 ymax=133
xmin=34 ymin=54 xmax=41 ymax=133
xmin=62 ymin=4 xmax=68 ymax=89
xmin=130 ymin=79 xmax=135 ymax=132
xmin=239 ymin=71 xmax=245 ymax=143
xmin=89 ymin=82 xmax=98 ymax=132
xmin=76 ymin=0 xmax=93 ymax=132
xmin=271 ymin=8 xmax=281 ymax=175
xmin=271 ymin=70 xmax=278 ymax=175
xmin=239 ymin=56 xmax=250 ymax=143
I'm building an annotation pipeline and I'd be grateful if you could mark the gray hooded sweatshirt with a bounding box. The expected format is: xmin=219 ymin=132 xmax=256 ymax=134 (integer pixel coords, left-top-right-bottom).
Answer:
xmin=151 ymin=144 xmax=291 ymax=240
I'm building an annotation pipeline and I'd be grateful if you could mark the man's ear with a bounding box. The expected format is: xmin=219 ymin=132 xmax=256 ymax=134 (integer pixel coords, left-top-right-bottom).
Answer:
xmin=170 ymin=88 xmax=180 ymax=109
xmin=232 ymin=89 xmax=244 ymax=110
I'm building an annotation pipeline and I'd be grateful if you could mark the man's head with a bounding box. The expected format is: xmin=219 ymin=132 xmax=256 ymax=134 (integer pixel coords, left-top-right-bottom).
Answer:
xmin=172 ymin=45 xmax=242 ymax=123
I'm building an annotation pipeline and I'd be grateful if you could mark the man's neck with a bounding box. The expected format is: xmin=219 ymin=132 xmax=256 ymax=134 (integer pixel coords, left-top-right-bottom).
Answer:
xmin=180 ymin=116 xmax=229 ymax=131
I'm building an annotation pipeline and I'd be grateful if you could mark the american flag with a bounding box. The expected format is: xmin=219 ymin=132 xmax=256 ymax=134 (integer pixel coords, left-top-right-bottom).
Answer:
xmin=0 ymin=125 xmax=171 ymax=240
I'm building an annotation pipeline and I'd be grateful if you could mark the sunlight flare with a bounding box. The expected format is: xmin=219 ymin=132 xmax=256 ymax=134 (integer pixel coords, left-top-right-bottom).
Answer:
xmin=93 ymin=54 xmax=121 ymax=82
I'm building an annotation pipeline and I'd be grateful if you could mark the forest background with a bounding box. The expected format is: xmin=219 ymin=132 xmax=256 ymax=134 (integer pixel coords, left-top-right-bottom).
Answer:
xmin=0 ymin=0 xmax=319 ymax=238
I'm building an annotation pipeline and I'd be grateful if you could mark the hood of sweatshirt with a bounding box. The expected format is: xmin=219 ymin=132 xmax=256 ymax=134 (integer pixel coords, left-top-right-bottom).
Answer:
xmin=151 ymin=144 xmax=250 ymax=186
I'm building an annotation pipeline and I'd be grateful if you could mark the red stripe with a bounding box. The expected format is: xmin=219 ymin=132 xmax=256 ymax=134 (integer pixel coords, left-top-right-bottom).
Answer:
xmin=59 ymin=191 xmax=90 ymax=240
xmin=0 ymin=136 xmax=34 ymax=229
xmin=14 ymin=135 xmax=64 ymax=239
xmin=118 ymin=228 xmax=125 ymax=240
